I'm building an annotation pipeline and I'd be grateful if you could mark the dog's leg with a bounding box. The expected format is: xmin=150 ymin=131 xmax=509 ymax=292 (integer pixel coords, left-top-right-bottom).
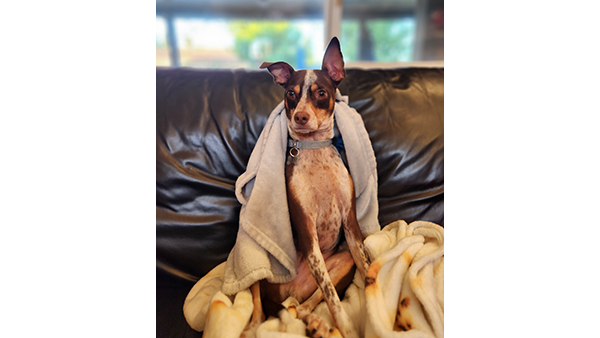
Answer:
xmin=295 ymin=250 xmax=356 ymax=319
xmin=342 ymin=198 xmax=370 ymax=280
xmin=241 ymin=281 xmax=265 ymax=338
xmin=250 ymin=281 xmax=265 ymax=323
xmin=302 ymin=244 xmax=359 ymax=338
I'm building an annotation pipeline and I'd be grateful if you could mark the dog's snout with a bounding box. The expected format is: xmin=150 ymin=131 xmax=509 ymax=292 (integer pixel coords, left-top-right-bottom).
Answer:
xmin=294 ymin=112 xmax=309 ymax=125
xmin=295 ymin=115 xmax=308 ymax=124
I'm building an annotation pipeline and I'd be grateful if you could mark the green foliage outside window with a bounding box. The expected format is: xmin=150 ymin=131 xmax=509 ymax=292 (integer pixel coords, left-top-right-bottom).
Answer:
xmin=229 ymin=21 xmax=313 ymax=68
xmin=227 ymin=19 xmax=415 ymax=66
xmin=366 ymin=19 xmax=415 ymax=62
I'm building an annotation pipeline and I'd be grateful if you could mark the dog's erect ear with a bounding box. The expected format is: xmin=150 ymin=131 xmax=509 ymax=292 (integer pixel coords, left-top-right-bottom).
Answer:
xmin=321 ymin=37 xmax=345 ymax=83
xmin=260 ymin=62 xmax=295 ymax=86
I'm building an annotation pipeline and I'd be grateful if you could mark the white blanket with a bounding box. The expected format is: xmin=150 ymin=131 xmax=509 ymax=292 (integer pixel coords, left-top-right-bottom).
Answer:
xmin=184 ymin=220 xmax=444 ymax=338
xmin=221 ymin=90 xmax=380 ymax=295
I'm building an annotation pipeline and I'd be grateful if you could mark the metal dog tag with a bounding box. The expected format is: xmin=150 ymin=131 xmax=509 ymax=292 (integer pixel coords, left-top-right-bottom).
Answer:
xmin=287 ymin=143 xmax=299 ymax=165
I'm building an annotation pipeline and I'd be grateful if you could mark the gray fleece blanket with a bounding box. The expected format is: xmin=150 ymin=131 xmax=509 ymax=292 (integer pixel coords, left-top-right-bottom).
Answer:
xmin=222 ymin=90 xmax=380 ymax=295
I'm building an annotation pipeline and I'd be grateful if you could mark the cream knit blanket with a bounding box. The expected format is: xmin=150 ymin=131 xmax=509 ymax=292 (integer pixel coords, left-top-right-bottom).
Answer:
xmin=184 ymin=220 xmax=444 ymax=338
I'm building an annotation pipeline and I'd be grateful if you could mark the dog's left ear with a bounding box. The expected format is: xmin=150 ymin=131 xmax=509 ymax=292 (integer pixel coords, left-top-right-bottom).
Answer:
xmin=321 ymin=37 xmax=345 ymax=83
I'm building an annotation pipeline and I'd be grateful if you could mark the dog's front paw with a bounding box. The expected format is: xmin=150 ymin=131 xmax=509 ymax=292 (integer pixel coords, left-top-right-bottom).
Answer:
xmin=306 ymin=313 xmax=341 ymax=338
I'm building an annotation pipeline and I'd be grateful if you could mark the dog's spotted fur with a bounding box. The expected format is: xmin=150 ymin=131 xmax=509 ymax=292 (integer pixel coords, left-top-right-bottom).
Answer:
xmin=253 ymin=37 xmax=369 ymax=338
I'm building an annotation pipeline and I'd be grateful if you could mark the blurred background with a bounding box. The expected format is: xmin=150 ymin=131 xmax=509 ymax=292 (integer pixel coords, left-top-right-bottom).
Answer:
xmin=156 ymin=0 xmax=443 ymax=69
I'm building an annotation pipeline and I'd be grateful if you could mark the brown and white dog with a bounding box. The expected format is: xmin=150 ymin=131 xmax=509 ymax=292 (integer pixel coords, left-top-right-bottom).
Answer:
xmin=244 ymin=38 xmax=370 ymax=338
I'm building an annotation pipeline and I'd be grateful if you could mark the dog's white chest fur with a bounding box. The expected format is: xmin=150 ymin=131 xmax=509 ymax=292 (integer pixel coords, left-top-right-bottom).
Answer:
xmin=286 ymin=146 xmax=353 ymax=252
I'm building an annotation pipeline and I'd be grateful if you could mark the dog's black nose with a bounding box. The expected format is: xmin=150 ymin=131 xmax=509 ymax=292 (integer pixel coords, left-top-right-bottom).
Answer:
xmin=294 ymin=112 xmax=309 ymax=125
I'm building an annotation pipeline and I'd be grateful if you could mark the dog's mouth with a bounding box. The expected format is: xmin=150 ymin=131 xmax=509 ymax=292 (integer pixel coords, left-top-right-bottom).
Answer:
xmin=288 ymin=124 xmax=318 ymax=139
xmin=292 ymin=125 xmax=314 ymax=133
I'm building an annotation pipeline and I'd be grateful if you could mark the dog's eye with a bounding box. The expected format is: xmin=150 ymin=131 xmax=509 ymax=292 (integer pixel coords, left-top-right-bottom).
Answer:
xmin=287 ymin=90 xmax=296 ymax=99
xmin=318 ymin=90 xmax=326 ymax=98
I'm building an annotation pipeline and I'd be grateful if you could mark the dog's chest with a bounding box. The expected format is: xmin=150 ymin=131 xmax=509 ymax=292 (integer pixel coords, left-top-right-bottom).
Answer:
xmin=286 ymin=146 xmax=353 ymax=251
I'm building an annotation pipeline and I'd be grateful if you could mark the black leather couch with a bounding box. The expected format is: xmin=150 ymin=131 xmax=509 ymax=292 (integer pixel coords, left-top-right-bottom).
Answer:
xmin=156 ymin=66 xmax=444 ymax=337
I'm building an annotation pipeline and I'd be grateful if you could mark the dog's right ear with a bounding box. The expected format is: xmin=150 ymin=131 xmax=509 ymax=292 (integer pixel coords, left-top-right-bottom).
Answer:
xmin=260 ymin=62 xmax=295 ymax=87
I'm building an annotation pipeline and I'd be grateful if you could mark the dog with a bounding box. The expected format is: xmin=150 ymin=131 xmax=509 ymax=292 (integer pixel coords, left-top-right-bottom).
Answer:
xmin=242 ymin=37 xmax=370 ymax=338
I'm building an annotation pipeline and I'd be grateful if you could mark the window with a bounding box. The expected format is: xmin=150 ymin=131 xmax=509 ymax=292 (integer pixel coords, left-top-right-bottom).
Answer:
xmin=156 ymin=17 xmax=170 ymax=67
xmin=341 ymin=18 xmax=416 ymax=62
xmin=170 ymin=18 xmax=325 ymax=69
xmin=156 ymin=0 xmax=443 ymax=69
